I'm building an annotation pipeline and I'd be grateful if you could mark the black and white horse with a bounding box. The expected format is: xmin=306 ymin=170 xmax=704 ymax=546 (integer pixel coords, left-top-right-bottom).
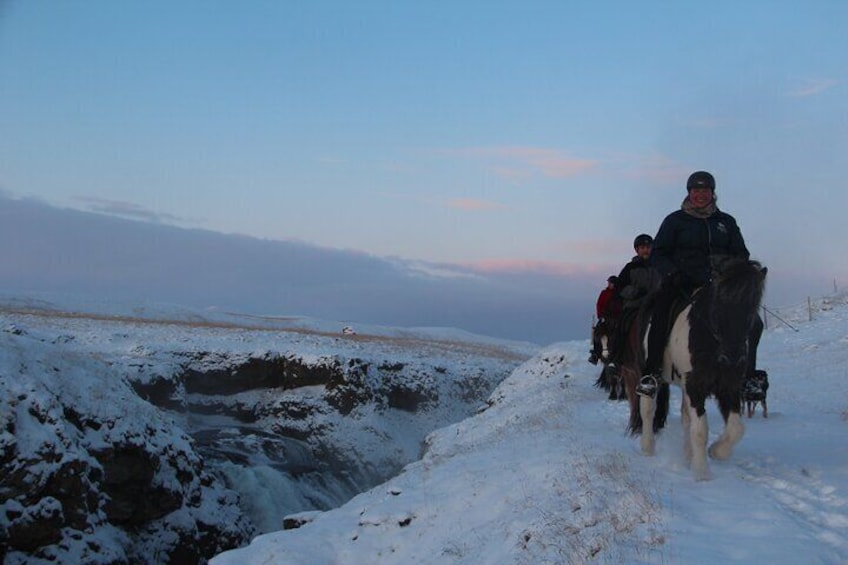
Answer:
xmin=592 ymin=318 xmax=626 ymax=400
xmin=623 ymin=258 xmax=767 ymax=480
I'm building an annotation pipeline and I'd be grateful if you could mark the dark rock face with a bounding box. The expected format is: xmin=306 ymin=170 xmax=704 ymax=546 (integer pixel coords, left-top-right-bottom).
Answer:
xmin=0 ymin=334 xmax=256 ymax=565
xmin=180 ymin=353 xmax=344 ymax=396
xmin=133 ymin=349 xmax=518 ymax=535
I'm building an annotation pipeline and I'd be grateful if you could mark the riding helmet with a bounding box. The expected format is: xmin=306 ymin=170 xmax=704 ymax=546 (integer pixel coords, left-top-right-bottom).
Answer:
xmin=633 ymin=233 xmax=653 ymax=249
xmin=687 ymin=170 xmax=715 ymax=191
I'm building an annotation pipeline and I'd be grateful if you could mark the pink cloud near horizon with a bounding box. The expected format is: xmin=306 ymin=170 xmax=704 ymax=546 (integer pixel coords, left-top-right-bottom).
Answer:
xmin=442 ymin=146 xmax=599 ymax=179
xmin=447 ymin=198 xmax=506 ymax=211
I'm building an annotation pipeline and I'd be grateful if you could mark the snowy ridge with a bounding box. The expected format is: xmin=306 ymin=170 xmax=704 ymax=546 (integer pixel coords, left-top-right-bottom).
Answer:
xmin=213 ymin=295 xmax=848 ymax=564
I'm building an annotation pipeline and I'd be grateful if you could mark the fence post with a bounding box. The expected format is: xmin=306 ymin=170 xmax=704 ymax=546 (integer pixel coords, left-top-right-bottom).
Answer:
xmin=808 ymin=296 xmax=813 ymax=322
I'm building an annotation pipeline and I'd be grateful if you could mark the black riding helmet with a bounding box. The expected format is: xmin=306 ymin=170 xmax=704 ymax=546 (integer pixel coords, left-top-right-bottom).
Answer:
xmin=687 ymin=170 xmax=715 ymax=191
xmin=633 ymin=233 xmax=653 ymax=249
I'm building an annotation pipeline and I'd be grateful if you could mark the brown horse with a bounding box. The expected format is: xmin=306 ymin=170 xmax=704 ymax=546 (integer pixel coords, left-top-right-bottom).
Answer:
xmin=620 ymin=258 xmax=766 ymax=480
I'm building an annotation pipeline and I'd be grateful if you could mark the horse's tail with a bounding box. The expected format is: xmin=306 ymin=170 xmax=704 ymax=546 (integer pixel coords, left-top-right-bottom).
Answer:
xmin=594 ymin=369 xmax=610 ymax=390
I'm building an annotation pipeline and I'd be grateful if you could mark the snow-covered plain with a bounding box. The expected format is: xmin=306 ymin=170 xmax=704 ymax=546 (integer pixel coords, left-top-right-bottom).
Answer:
xmin=212 ymin=294 xmax=848 ymax=564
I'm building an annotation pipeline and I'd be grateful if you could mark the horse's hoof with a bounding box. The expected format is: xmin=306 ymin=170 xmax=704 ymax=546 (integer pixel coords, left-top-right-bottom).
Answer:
xmin=708 ymin=443 xmax=732 ymax=461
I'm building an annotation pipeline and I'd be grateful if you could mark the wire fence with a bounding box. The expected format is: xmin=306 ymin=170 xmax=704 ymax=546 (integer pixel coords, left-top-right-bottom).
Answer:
xmin=761 ymin=288 xmax=848 ymax=332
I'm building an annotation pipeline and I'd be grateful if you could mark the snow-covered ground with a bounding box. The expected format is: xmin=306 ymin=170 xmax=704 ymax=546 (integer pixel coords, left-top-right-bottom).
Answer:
xmin=3 ymin=291 xmax=847 ymax=564
xmin=212 ymin=295 xmax=848 ymax=564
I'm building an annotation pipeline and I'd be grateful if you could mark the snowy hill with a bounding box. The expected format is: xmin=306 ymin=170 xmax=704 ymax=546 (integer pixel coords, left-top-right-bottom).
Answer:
xmin=0 ymin=294 xmax=535 ymax=563
xmin=212 ymin=294 xmax=848 ymax=564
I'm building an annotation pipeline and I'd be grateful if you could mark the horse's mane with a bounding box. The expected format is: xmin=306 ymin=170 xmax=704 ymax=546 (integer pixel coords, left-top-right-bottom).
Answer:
xmin=706 ymin=257 xmax=765 ymax=307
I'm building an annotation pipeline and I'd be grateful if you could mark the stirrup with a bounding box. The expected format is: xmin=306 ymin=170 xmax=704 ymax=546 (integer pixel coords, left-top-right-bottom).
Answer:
xmin=588 ymin=353 xmax=599 ymax=365
xmin=636 ymin=375 xmax=658 ymax=398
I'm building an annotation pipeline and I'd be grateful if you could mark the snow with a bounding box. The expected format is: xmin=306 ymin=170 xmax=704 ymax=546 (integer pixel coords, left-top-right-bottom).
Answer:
xmin=2 ymin=291 xmax=847 ymax=563
xmin=212 ymin=295 xmax=848 ymax=564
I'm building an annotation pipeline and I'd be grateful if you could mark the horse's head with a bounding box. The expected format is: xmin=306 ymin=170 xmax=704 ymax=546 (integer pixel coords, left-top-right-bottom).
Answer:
xmin=700 ymin=258 xmax=767 ymax=369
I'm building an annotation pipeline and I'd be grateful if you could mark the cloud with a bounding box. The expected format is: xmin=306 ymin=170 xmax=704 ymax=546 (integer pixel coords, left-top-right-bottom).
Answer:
xmin=75 ymin=196 xmax=192 ymax=224
xmin=461 ymin=258 xmax=588 ymax=278
xmin=0 ymin=194 xmax=595 ymax=344
xmin=787 ymin=78 xmax=839 ymax=97
xmin=440 ymin=146 xmax=598 ymax=179
xmin=446 ymin=198 xmax=505 ymax=211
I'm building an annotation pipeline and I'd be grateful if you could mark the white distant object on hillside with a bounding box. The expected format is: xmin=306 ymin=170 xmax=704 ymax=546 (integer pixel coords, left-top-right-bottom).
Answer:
xmin=341 ymin=325 xmax=356 ymax=335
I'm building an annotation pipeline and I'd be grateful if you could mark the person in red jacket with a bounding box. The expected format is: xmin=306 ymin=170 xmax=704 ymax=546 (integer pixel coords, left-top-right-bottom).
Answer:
xmin=589 ymin=276 xmax=620 ymax=364
xmin=596 ymin=275 xmax=619 ymax=320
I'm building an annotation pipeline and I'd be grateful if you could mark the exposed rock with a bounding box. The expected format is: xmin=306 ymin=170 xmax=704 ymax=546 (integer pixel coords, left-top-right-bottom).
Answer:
xmin=181 ymin=352 xmax=343 ymax=396
xmin=0 ymin=333 xmax=255 ymax=565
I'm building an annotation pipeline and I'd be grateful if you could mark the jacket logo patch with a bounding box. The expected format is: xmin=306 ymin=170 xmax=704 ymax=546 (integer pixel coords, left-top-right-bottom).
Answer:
xmin=716 ymin=222 xmax=728 ymax=234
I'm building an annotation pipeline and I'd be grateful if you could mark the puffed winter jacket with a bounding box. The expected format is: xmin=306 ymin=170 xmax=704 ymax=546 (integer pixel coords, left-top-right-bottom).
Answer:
xmin=650 ymin=208 xmax=749 ymax=287
xmin=617 ymin=256 xmax=662 ymax=310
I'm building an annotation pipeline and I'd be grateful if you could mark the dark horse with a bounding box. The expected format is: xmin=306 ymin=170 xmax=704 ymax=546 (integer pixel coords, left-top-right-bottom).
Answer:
xmin=620 ymin=258 xmax=767 ymax=480
xmin=592 ymin=318 xmax=627 ymax=400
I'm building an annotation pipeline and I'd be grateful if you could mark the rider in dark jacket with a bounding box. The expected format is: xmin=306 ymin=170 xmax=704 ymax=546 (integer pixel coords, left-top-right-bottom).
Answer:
xmin=650 ymin=200 xmax=749 ymax=287
xmin=638 ymin=171 xmax=757 ymax=397
xmin=609 ymin=234 xmax=662 ymax=365
xmin=617 ymin=234 xmax=662 ymax=311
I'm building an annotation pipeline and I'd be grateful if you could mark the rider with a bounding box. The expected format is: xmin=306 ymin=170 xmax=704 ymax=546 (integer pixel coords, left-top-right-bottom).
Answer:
xmin=637 ymin=170 xmax=752 ymax=397
xmin=610 ymin=233 xmax=662 ymax=364
xmin=617 ymin=234 xmax=662 ymax=310
xmin=588 ymin=275 xmax=620 ymax=365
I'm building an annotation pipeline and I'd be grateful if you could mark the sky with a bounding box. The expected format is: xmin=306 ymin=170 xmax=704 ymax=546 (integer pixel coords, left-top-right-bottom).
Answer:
xmin=3 ymin=285 xmax=846 ymax=563
xmin=1 ymin=1 xmax=847 ymax=334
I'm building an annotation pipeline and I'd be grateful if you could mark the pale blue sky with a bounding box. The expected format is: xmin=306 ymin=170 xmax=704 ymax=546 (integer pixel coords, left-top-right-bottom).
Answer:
xmin=1 ymin=1 xmax=847 ymax=317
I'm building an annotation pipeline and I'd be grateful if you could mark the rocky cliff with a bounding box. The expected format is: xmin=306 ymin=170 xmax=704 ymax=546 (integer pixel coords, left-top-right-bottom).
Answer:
xmin=0 ymin=309 xmax=532 ymax=563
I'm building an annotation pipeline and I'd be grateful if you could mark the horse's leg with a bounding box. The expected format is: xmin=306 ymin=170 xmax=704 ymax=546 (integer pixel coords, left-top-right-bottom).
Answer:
xmin=685 ymin=392 xmax=711 ymax=481
xmin=709 ymin=411 xmax=744 ymax=461
xmin=747 ymin=314 xmax=764 ymax=375
xmin=709 ymin=388 xmax=745 ymax=461
xmin=639 ymin=394 xmax=656 ymax=455
xmin=681 ymin=388 xmax=693 ymax=463
xmin=762 ymin=399 xmax=768 ymax=418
